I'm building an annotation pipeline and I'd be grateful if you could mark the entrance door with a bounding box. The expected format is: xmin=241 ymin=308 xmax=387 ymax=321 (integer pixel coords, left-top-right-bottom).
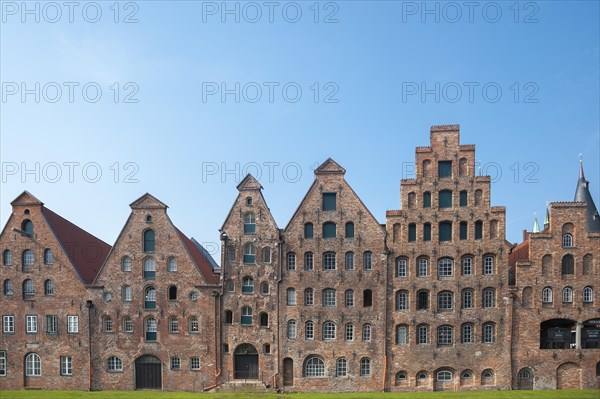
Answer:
xmin=517 ymin=368 xmax=533 ymax=390
xmin=135 ymin=355 xmax=162 ymax=389
xmin=234 ymin=344 xmax=259 ymax=379
xmin=283 ymin=358 xmax=294 ymax=386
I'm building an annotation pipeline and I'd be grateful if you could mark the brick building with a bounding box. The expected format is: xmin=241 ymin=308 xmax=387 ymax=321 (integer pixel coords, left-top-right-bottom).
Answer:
xmin=1 ymin=125 xmax=598 ymax=392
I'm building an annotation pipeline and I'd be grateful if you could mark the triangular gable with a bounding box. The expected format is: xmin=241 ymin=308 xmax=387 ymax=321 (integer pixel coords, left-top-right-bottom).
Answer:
xmin=237 ymin=174 xmax=263 ymax=191
xmin=10 ymin=190 xmax=44 ymax=206
xmin=315 ymin=158 xmax=346 ymax=175
xmin=129 ymin=193 xmax=168 ymax=210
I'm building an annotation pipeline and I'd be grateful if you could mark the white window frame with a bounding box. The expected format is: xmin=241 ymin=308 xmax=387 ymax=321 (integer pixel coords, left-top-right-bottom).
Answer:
xmin=3 ymin=315 xmax=15 ymax=333
xmin=60 ymin=356 xmax=72 ymax=376
xmin=26 ymin=315 xmax=38 ymax=333
xmin=67 ymin=315 xmax=79 ymax=334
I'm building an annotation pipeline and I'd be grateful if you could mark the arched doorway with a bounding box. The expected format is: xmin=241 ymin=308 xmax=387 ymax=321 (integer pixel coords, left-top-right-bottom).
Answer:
xmin=517 ymin=368 xmax=533 ymax=390
xmin=234 ymin=344 xmax=258 ymax=380
xmin=557 ymin=362 xmax=581 ymax=390
xmin=135 ymin=355 xmax=162 ymax=389
xmin=283 ymin=358 xmax=294 ymax=386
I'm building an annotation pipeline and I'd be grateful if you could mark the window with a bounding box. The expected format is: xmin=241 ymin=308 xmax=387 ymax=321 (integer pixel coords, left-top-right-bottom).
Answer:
xmin=262 ymin=247 xmax=271 ymax=263
xmin=260 ymin=313 xmax=269 ymax=327
xmin=26 ymin=315 xmax=38 ymax=333
xmin=305 ymin=321 xmax=314 ymax=340
xmin=224 ymin=311 xmax=233 ymax=325
xmin=241 ymin=307 xmax=252 ymax=325
xmin=145 ymin=317 xmax=157 ymax=341
xmin=226 ymin=279 xmax=234 ymax=292
xmin=143 ymin=257 xmax=156 ymax=279
xmin=417 ymin=372 xmax=428 ymax=382
xmin=243 ymin=212 xmax=256 ymax=234
xmin=123 ymin=317 xmax=133 ymax=333
xmin=345 ymin=252 xmax=354 ymax=270
xmin=439 ymin=221 xmax=452 ymax=242
xmin=396 ymin=325 xmax=408 ymax=344
xmin=287 ymin=288 xmax=297 ymax=305
xmin=437 ymin=325 xmax=454 ymax=346
xmin=23 ymin=279 xmax=34 ymax=299
xmin=107 ymin=356 xmax=122 ymax=372
xmin=323 ymin=321 xmax=336 ymax=340
xmin=227 ymin=246 xmax=236 ymax=263
xmin=475 ymin=221 xmax=483 ymax=239
xmin=242 ymin=277 xmax=254 ymax=293
xmin=67 ymin=316 xmax=78 ymax=333
xmin=305 ymin=356 xmax=325 ymax=377
xmin=417 ymin=324 xmax=429 ymax=344
xmin=304 ymin=223 xmax=314 ymax=239
xmin=438 ymin=291 xmax=453 ymax=311
xmin=360 ymin=358 xmax=371 ymax=376
xmin=189 ymin=317 xmax=199 ymax=333
xmin=323 ymin=193 xmax=336 ymax=211
xmin=143 ymin=230 xmax=155 ymax=252
xmin=323 ymin=222 xmax=336 ymax=238
xmin=482 ymin=369 xmax=494 ymax=384
xmin=583 ymin=254 xmax=592 ymax=275
xmin=261 ymin=282 xmax=270 ymax=295
xmin=190 ymin=357 xmax=200 ymax=370
xmin=461 ymin=323 xmax=473 ymax=343
xmin=146 ymin=215 xmax=152 ymax=223
xmin=246 ymin=197 xmax=253 ymax=206
xmin=561 ymin=254 xmax=574 ymax=275
xmin=439 ymin=190 xmax=452 ymax=208
xmin=423 ymin=192 xmax=431 ymax=208
xmin=3 ymin=279 xmax=13 ymax=296
xmin=396 ymin=257 xmax=407 ymax=277
xmin=264 ymin=344 xmax=271 ymax=354
xmin=345 ymin=222 xmax=355 ymax=238
xmin=144 ymin=286 xmax=156 ymax=309
xmin=243 ymin=243 xmax=256 ymax=264
xmin=2 ymin=250 xmax=12 ymax=266
xmin=562 ymin=287 xmax=573 ymax=303
xmin=121 ymin=256 xmax=131 ymax=272
xmin=170 ymin=357 xmax=181 ymax=370
xmin=42 ymin=280 xmax=53 ymax=296
xmin=459 ymin=190 xmax=468 ymax=207
xmin=358 ymin=252 xmax=370 ymax=272
xmin=287 ymin=320 xmax=297 ymax=339
xmin=396 ymin=372 xmax=408 ymax=383
xmin=408 ymin=223 xmax=416 ymax=242
xmin=462 ymin=289 xmax=474 ymax=309
xmin=417 ymin=257 xmax=428 ymax=277
xmin=363 ymin=289 xmax=373 ymax=307
xmin=423 ymin=223 xmax=431 ymax=241
xmin=417 ymin=290 xmax=429 ymax=310
xmin=438 ymin=161 xmax=452 ymax=178
xmin=304 ymin=252 xmax=314 ymax=270
xmin=437 ymin=258 xmax=453 ymax=277
xmin=345 ymin=323 xmax=354 ymax=341
xmin=287 ymin=252 xmax=296 ymax=270
xmin=462 ymin=256 xmax=472 ymax=275
xmin=22 ymin=220 xmax=33 ymax=235
xmin=122 ymin=285 xmax=132 ymax=302
xmin=583 ymin=286 xmax=593 ymax=303
xmin=323 ymin=289 xmax=336 ymax=307
xmin=0 ymin=350 xmax=6 ymax=376
xmin=3 ymin=315 xmax=14 ymax=333
xmin=482 ymin=323 xmax=495 ymax=343
xmin=167 ymin=257 xmax=177 ymax=272
xmin=336 ymin=358 xmax=348 ymax=377
xmin=304 ymin=288 xmax=314 ymax=306
xmin=104 ymin=316 xmax=113 ymax=333
xmin=25 ymin=353 xmax=41 ymax=376
xmin=542 ymin=287 xmax=553 ymax=304
xmin=222 ymin=344 xmax=229 ymax=353
xmin=43 ymin=249 xmax=52 ymax=265
xmin=396 ymin=290 xmax=408 ymax=310
xmin=460 ymin=222 xmax=468 ymax=240
xmin=46 ymin=315 xmax=58 ymax=334
xmin=345 ymin=289 xmax=354 ymax=307
xmin=474 ymin=189 xmax=483 ymax=205
xmin=362 ymin=324 xmax=371 ymax=341
xmin=22 ymin=249 xmax=34 ymax=267
xmin=483 ymin=288 xmax=495 ymax=308
xmin=483 ymin=256 xmax=494 ymax=275
xmin=169 ymin=317 xmax=179 ymax=333
xmin=323 ymin=252 xmax=336 ymax=270
xmin=562 ymin=233 xmax=573 ymax=248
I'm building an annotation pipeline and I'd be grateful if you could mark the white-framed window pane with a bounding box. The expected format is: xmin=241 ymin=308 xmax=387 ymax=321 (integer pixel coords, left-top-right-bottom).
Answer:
xmin=190 ymin=357 xmax=200 ymax=370
xmin=323 ymin=289 xmax=336 ymax=307
xmin=25 ymin=353 xmax=41 ymax=376
xmin=336 ymin=358 xmax=347 ymax=377
xmin=437 ymin=258 xmax=453 ymax=277
xmin=396 ymin=258 xmax=407 ymax=277
xmin=345 ymin=252 xmax=354 ymax=270
xmin=323 ymin=322 xmax=336 ymax=340
xmin=67 ymin=315 xmax=79 ymax=333
xmin=345 ymin=290 xmax=354 ymax=307
xmin=418 ymin=259 xmax=428 ymax=277
xmin=0 ymin=350 xmax=6 ymax=376
xmin=484 ymin=256 xmax=494 ymax=275
xmin=396 ymin=325 xmax=408 ymax=344
xmin=287 ymin=320 xmax=297 ymax=339
xmin=3 ymin=315 xmax=15 ymax=333
xmin=60 ymin=356 xmax=72 ymax=376
xmin=360 ymin=358 xmax=371 ymax=376
xmin=305 ymin=357 xmax=325 ymax=377
xmin=305 ymin=321 xmax=314 ymax=340
xmin=462 ymin=257 xmax=472 ymax=275
xmin=170 ymin=357 xmax=181 ymax=370
xmin=345 ymin=323 xmax=354 ymax=341
xmin=26 ymin=315 xmax=38 ymax=333
xmin=287 ymin=289 xmax=296 ymax=305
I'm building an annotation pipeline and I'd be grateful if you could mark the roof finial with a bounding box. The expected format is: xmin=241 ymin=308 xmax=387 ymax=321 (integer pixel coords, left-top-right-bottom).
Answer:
xmin=532 ymin=212 xmax=540 ymax=233
xmin=579 ymin=153 xmax=585 ymax=180
xmin=544 ymin=201 xmax=550 ymax=228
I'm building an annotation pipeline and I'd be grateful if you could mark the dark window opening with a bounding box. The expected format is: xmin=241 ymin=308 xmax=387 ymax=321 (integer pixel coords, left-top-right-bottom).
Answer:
xmin=168 ymin=286 xmax=177 ymax=300
xmin=323 ymin=193 xmax=336 ymax=211
xmin=143 ymin=230 xmax=155 ymax=252
xmin=304 ymin=223 xmax=314 ymax=239
xmin=423 ymin=223 xmax=431 ymax=241
xmin=423 ymin=192 xmax=431 ymax=208
xmin=363 ymin=290 xmax=372 ymax=307
xmin=475 ymin=221 xmax=483 ymax=240
xmin=439 ymin=222 xmax=452 ymax=242
xmin=460 ymin=222 xmax=468 ymax=240
xmin=345 ymin=222 xmax=354 ymax=238
xmin=417 ymin=290 xmax=429 ymax=310
xmin=323 ymin=222 xmax=336 ymax=238
xmin=408 ymin=223 xmax=416 ymax=242
xmin=438 ymin=161 xmax=452 ymax=178
xmin=460 ymin=191 xmax=468 ymax=207
xmin=439 ymin=190 xmax=452 ymax=208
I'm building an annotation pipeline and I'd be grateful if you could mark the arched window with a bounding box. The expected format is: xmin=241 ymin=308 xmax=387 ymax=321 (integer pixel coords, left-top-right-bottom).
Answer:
xmin=25 ymin=353 xmax=41 ymax=376
xmin=362 ymin=324 xmax=372 ymax=341
xmin=345 ymin=289 xmax=354 ymax=307
xmin=437 ymin=325 xmax=454 ymax=346
xmin=304 ymin=288 xmax=314 ymax=306
xmin=417 ymin=324 xmax=429 ymax=344
xmin=360 ymin=358 xmax=371 ymax=376
xmin=562 ymin=287 xmax=573 ymax=303
xmin=396 ymin=290 xmax=408 ymax=310
xmin=562 ymin=233 xmax=573 ymax=248
xmin=121 ymin=256 xmax=131 ymax=272
xmin=481 ymin=369 xmax=494 ymax=385
xmin=262 ymin=247 xmax=271 ymax=263
xmin=243 ymin=243 xmax=256 ymax=264
xmin=44 ymin=280 xmax=54 ymax=296
xmin=22 ymin=249 xmax=34 ymax=266
xmin=260 ymin=313 xmax=269 ymax=327
xmin=304 ymin=356 xmax=325 ymax=377
xmin=143 ymin=230 xmax=155 ymax=252
xmin=167 ymin=257 xmax=177 ymax=272
xmin=304 ymin=223 xmax=314 ymax=239
xmin=3 ymin=279 xmax=13 ymax=296
xmin=482 ymin=323 xmax=495 ymax=343
xmin=287 ymin=288 xmax=297 ymax=305
xmin=2 ymin=250 xmax=12 ymax=266
xmin=43 ymin=249 xmax=52 ymax=265
xmin=461 ymin=323 xmax=473 ymax=343
xmin=583 ymin=286 xmax=593 ymax=303
xmin=168 ymin=285 xmax=178 ymax=300
xmin=241 ymin=306 xmax=252 ymax=325
xmin=396 ymin=325 xmax=408 ymax=344
xmin=437 ymin=370 xmax=453 ymax=381
xmin=345 ymin=222 xmax=354 ymax=238
xmin=345 ymin=323 xmax=354 ymax=341
xmin=363 ymin=289 xmax=373 ymax=307
xmin=323 ymin=321 xmax=336 ymax=340
xmin=396 ymin=371 xmax=408 ymax=385
xmin=104 ymin=316 xmax=113 ymax=332
xmin=122 ymin=285 xmax=132 ymax=301
xmin=22 ymin=220 xmax=33 ymax=235
xmin=143 ymin=257 xmax=156 ymax=279
xmin=322 ymin=222 xmax=336 ymax=238
xmin=145 ymin=318 xmax=157 ymax=341
xmin=336 ymin=358 xmax=348 ymax=377
xmin=287 ymin=320 xmax=296 ymax=338
xmin=483 ymin=288 xmax=495 ymax=308
xmin=323 ymin=289 xmax=336 ymax=307
xmin=243 ymin=212 xmax=256 ymax=234
xmin=345 ymin=252 xmax=354 ymax=270
xmin=123 ymin=316 xmax=133 ymax=332
xmin=542 ymin=287 xmax=553 ymax=304
xmin=189 ymin=316 xmax=199 ymax=333
xmin=23 ymin=279 xmax=34 ymax=298
xmin=417 ymin=371 xmax=429 ymax=384
xmin=304 ymin=252 xmax=314 ymax=270
xmin=396 ymin=257 xmax=407 ymax=277
xmin=437 ymin=291 xmax=453 ymax=311
xmin=286 ymin=252 xmax=296 ymax=271
xmin=323 ymin=252 xmax=336 ymax=270
xmin=483 ymin=255 xmax=494 ymax=275
xmin=417 ymin=257 xmax=429 ymax=277
xmin=461 ymin=289 xmax=474 ymax=309
xmin=363 ymin=251 xmax=372 ymax=270
xmin=437 ymin=258 xmax=453 ymax=277
xmin=561 ymin=254 xmax=574 ymax=275
xmin=305 ymin=321 xmax=314 ymax=340
xmin=144 ymin=286 xmax=156 ymax=309
xmin=242 ymin=277 xmax=254 ymax=293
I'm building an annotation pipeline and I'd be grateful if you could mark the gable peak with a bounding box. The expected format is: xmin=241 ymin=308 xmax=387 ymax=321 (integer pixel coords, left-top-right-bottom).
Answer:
xmin=315 ymin=158 xmax=346 ymax=176
xmin=237 ymin=174 xmax=263 ymax=191
xmin=129 ymin=193 xmax=168 ymax=210
xmin=10 ymin=191 xmax=44 ymax=207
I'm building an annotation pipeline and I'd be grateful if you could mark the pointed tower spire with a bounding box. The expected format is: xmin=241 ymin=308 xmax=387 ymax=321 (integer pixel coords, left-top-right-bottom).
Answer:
xmin=543 ymin=201 xmax=550 ymax=229
xmin=574 ymin=156 xmax=600 ymax=232
xmin=532 ymin=213 xmax=540 ymax=233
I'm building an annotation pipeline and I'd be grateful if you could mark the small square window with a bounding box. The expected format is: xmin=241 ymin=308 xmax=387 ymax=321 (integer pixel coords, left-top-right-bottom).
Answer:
xmin=170 ymin=357 xmax=181 ymax=370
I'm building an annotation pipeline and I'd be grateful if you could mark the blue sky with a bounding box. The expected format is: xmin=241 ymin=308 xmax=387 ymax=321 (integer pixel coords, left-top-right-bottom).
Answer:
xmin=1 ymin=1 xmax=599 ymax=260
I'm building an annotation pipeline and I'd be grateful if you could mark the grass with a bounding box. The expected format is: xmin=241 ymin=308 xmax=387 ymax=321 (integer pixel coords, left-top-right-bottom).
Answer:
xmin=0 ymin=391 xmax=598 ymax=399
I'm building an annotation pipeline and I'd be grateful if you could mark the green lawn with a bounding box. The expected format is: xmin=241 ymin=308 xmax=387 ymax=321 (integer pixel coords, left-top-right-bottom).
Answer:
xmin=0 ymin=391 xmax=598 ymax=399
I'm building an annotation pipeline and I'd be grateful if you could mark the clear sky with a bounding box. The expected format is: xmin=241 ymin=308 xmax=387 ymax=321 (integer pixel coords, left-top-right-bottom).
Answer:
xmin=1 ymin=1 xmax=599 ymax=262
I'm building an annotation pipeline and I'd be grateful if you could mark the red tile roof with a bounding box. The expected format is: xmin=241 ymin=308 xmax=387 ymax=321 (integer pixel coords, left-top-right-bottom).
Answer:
xmin=508 ymin=239 xmax=530 ymax=267
xmin=42 ymin=207 xmax=112 ymax=285
xmin=175 ymin=227 xmax=219 ymax=285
